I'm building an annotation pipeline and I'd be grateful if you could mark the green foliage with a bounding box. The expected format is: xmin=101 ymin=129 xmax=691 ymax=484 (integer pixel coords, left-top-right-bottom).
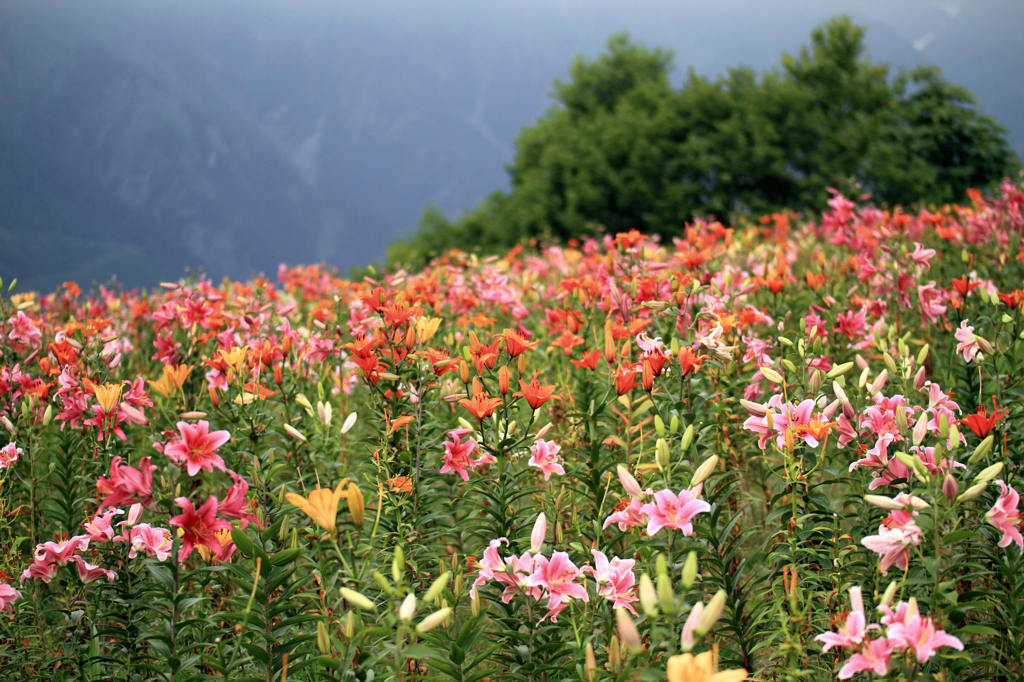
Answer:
xmin=389 ymin=17 xmax=1020 ymax=269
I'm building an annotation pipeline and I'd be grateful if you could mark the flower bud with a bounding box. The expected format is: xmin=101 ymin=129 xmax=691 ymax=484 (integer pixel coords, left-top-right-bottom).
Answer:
xmin=739 ymin=399 xmax=767 ymax=417
xmin=916 ymin=343 xmax=930 ymax=366
xmin=690 ymin=455 xmax=718 ymax=487
xmin=607 ymin=635 xmax=621 ymax=671
xmin=655 ymin=438 xmax=670 ymax=470
xmin=347 ymin=483 xmax=365 ymax=526
xmin=617 ymin=465 xmax=643 ymax=498
xmin=912 ymin=413 xmax=929 ymax=446
xmin=958 ymin=482 xmax=988 ymax=501
xmin=423 ymin=571 xmax=451 ymax=604
xmin=615 ymin=608 xmax=642 ymax=653
xmin=760 ymin=366 xmax=784 ymax=385
xmin=530 ymin=513 xmax=547 ymax=554
xmin=882 ymin=352 xmax=898 ymax=375
xmin=317 ymin=401 xmax=332 ymax=425
xmin=392 ymin=545 xmax=405 ymax=585
xmin=42 ymin=403 xmax=53 ymax=426
xmin=339 ymin=587 xmax=375 ymax=611
xmin=857 ymin=365 xmax=869 ymax=388
xmin=416 ymin=607 xmax=452 ymax=634
xmin=295 ymin=393 xmax=314 ymax=412
xmin=968 ymin=435 xmax=994 ymax=464
xmin=942 ymin=474 xmax=958 ymax=501
xmin=341 ymin=411 xmax=358 ymax=434
xmin=316 ymin=620 xmax=331 ymax=654
xmin=283 ymin=423 xmax=307 ymax=442
xmin=372 ymin=571 xmax=394 ymax=596
xmin=913 ymin=366 xmax=927 ymax=390
xmin=342 ymin=610 xmax=355 ymax=638
xmin=657 ymin=573 xmax=675 ymax=613
xmin=879 ymin=580 xmax=898 ymax=609
xmin=670 ymin=413 xmax=680 ymax=434
xmin=654 ymin=414 xmax=666 ymax=437
xmin=680 ymin=424 xmax=695 ymax=453
xmin=639 ymin=574 xmax=658 ymax=616
xmin=894 ymin=405 xmax=908 ymax=433
xmin=584 ymin=642 xmax=597 ymax=682
xmin=975 ymin=462 xmax=1003 ymax=484
xmin=826 ymin=362 xmax=854 ymax=378
xmin=868 ymin=369 xmax=888 ymax=395
xmin=697 ymin=590 xmax=727 ymax=635
xmin=398 ymin=593 xmax=417 ymax=622
xmin=681 ymin=551 xmax=698 ymax=588
xmin=808 ymin=369 xmax=822 ymax=394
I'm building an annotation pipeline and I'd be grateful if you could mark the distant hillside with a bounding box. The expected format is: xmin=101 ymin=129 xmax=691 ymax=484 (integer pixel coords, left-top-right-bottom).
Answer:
xmin=1 ymin=0 xmax=1020 ymax=292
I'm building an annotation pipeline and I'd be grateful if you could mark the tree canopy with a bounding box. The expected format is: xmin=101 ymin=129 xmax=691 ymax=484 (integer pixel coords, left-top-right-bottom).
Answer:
xmin=388 ymin=17 xmax=1020 ymax=267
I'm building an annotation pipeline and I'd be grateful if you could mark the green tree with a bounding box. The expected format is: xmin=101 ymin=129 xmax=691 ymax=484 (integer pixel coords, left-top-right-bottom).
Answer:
xmin=388 ymin=17 xmax=1020 ymax=269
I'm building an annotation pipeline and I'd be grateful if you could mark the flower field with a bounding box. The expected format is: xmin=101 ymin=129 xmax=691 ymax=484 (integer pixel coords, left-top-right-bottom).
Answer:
xmin=2 ymin=181 xmax=1024 ymax=681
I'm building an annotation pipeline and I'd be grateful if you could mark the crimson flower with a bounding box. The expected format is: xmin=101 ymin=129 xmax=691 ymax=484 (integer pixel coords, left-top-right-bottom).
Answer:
xmin=169 ymin=496 xmax=233 ymax=562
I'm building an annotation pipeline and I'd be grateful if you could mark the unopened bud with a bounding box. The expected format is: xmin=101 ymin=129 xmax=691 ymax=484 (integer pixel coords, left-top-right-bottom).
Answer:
xmin=639 ymin=574 xmax=658 ymax=616
xmin=317 ymin=401 xmax=332 ymax=425
xmin=913 ymin=413 xmax=929 ymax=446
xmin=942 ymin=474 xmax=958 ymax=501
xmin=895 ymin=406 xmax=908 ymax=433
xmin=392 ymin=545 xmax=405 ymax=585
xmin=341 ymin=411 xmax=358 ymax=434
xmin=42 ymin=403 xmax=53 ymax=426
xmin=607 ymin=635 xmax=621 ymax=671
xmin=913 ymin=366 xmax=927 ymax=390
xmin=958 ymin=482 xmax=988 ymax=501
xmin=283 ymin=423 xmax=307 ymax=442
xmin=680 ymin=424 xmax=695 ymax=452
xmin=339 ymin=587 xmax=376 ymax=611
xmin=615 ymin=608 xmax=642 ymax=653
xmin=858 ymin=366 xmax=870 ymax=388
xmin=617 ymin=465 xmax=644 ymax=498
xmin=530 ymin=513 xmax=547 ymax=554
xmin=398 ymin=593 xmax=417 ymax=622
xmin=423 ymin=571 xmax=451 ymax=604
xmin=760 ymin=366 xmax=784 ymax=385
xmin=882 ymin=352 xmax=898 ymax=375
xmin=975 ymin=462 xmax=1004 ymax=484
xmin=947 ymin=422 xmax=960 ymax=450
xmin=681 ymin=551 xmax=698 ymax=588
xmin=879 ymin=580 xmax=898 ymax=608
xmin=968 ymin=435 xmax=994 ymax=464
xmin=657 ymin=572 xmax=675 ymax=613
xmin=868 ymin=369 xmax=888 ymax=395
xmin=295 ymin=393 xmax=313 ymax=412
xmin=316 ymin=620 xmax=331 ymax=654
xmin=655 ymin=438 xmax=670 ymax=470
xmin=669 ymin=413 xmax=680 ymax=434
xmin=827 ymin=362 xmax=854 ymax=378
xmin=690 ymin=455 xmax=718 ymax=487
xmin=654 ymin=414 xmax=666 ymax=438
xmin=416 ymin=607 xmax=452 ymax=634
xmin=341 ymin=610 xmax=355 ymax=638
xmin=584 ymin=642 xmax=597 ymax=681
xmin=808 ymin=369 xmax=822 ymax=394
xmin=697 ymin=590 xmax=727 ymax=634
xmin=347 ymin=484 xmax=365 ymax=526
xmin=739 ymin=399 xmax=768 ymax=417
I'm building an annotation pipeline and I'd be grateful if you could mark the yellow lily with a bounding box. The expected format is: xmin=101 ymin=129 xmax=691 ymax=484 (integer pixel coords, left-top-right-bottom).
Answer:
xmin=666 ymin=651 xmax=747 ymax=682
xmin=286 ymin=480 xmax=349 ymax=531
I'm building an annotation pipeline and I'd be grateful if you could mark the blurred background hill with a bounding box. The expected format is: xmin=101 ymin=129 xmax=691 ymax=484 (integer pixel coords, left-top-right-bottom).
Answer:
xmin=1 ymin=0 xmax=1021 ymax=292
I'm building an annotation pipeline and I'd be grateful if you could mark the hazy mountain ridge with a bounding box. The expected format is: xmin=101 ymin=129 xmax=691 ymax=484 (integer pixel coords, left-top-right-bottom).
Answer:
xmin=1 ymin=0 xmax=1020 ymax=292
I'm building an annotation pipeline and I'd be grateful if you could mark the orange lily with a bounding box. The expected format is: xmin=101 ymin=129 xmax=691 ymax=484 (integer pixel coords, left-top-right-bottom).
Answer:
xmin=666 ymin=651 xmax=747 ymax=682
